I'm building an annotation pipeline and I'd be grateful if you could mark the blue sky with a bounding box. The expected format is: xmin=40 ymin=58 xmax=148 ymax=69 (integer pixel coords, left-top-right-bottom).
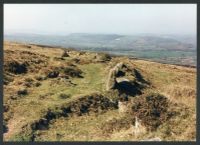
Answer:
xmin=4 ymin=4 xmax=196 ymax=35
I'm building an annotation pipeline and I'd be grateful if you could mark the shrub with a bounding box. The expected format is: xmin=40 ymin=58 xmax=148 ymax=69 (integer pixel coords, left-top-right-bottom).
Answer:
xmin=63 ymin=66 xmax=82 ymax=78
xmin=71 ymin=58 xmax=80 ymax=63
xmin=24 ymin=78 xmax=34 ymax=82
xmin=17 ymin=88 xmax=28 ymax=96
xmin=35 ymin=82 xmax=42 ymax=87
xmin=59 ymin=93 xmax=71 ymax=99
xmin=131 ymin=93 xmax=171 ymax=131
xmin=3 ymin=104 xmax=9 ymax=112
xmin=47 ymin=71 xmax=59 ymax=78
xmin=4 ymin=74 xmax=14 ymax=85
xmin=79 ymin=51 xmax=86 ymax=55
xmin=35 ymin=75 xmax=45 ymax=81
xmin=3 ymin=120 xmax=8 ymax=133
xmin=5 ymin=60 xmax=28 ymax=74
xmin=24 ymin=82 xmax=32 ymax=88
xmin=23 ymin=78 xmax=34 ymax=87
xmin=35 ymin=76 xmax=43 ymax=81
xmin=98 ymin=53 xmax=111 ymax=62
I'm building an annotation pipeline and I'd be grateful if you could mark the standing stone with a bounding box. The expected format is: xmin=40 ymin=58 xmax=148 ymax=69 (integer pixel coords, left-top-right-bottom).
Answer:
xmin=106 ymin=68 xmax=117 ymax=91
xmin=115 ymin=62 xmax=124 ymax=70
xmin=106 ymin=62 xmax=126 ymax=91
xmin=118 ymin=101 xmax=129 ymax=115
xmin=133 ymin=116 xmax=146 ymax=137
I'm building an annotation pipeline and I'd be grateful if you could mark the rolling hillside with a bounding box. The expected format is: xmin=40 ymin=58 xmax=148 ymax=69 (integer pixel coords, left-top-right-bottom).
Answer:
xmin=3 ymin=41 xmax=196 ymax=141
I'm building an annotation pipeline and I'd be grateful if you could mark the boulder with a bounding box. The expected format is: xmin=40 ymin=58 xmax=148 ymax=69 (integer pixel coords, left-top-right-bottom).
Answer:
xmin=61 ymin=51 xmax=69 ymax=57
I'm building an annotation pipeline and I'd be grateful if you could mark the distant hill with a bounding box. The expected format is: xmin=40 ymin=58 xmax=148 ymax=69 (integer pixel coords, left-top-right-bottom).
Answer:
xmin=4 ymin=33 xmax=196 ymax=66
xmin=4 ymin=33 xmax=196 ymax=51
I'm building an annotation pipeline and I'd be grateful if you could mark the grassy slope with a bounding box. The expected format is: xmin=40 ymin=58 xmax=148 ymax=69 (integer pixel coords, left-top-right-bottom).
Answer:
xmin=3 ymin=41 xmax=196 ymax=141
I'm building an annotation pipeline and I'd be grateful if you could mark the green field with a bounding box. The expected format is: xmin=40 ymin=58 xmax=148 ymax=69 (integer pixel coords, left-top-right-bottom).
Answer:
xmin=102 ymin=50 xmax=196 ymax=66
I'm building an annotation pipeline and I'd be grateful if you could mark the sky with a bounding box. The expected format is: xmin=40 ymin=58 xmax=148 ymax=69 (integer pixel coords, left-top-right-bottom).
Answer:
xmin=4 ymin=4 xmax=197 ymax=35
